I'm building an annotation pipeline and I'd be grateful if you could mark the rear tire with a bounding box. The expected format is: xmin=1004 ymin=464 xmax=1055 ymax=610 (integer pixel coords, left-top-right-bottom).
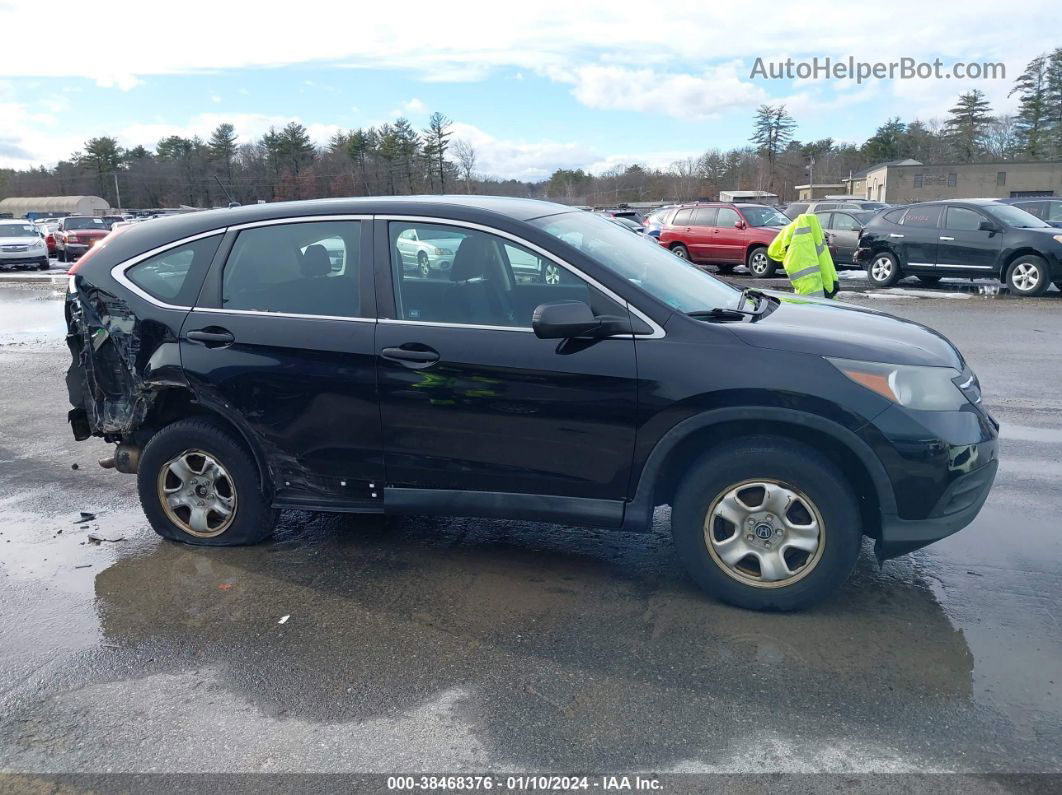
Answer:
xmin=671 ymin=437 xmax=863 ymax=611
xmin=747 ymin=246 xmax=776 ymax=278
xmin=671 ymin=244 xmax=690 ymax=260
xmin=138 ymin=418 xmax=276 ymax=546
xmin=867 ymin=251 xmax=901 ymax=287
xmin=1006 ymin=255 xmax=1049 ymax=297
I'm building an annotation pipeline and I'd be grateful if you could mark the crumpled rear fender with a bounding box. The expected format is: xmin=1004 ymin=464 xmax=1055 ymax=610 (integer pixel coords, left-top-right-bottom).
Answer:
xmin=66 ymin=282 xmax=187 ymax=440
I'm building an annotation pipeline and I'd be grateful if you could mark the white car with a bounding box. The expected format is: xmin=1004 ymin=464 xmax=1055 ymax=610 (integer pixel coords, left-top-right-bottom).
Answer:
xmin=395 ymin=228 xmax=462 ymax=278
xmin=0 ymin=221 xmax=50 ymax=270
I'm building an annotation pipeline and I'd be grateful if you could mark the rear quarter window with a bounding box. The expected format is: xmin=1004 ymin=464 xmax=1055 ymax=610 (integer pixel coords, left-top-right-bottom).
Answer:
xmin=125 ymin=235 xmax=222 ymax=305
xmin=882 ymin=208 xmax=907 ymax=224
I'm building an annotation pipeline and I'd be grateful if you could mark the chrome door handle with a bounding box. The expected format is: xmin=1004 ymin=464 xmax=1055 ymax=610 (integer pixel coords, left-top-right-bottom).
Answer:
xmin=939 ymin=236 xmax=954 ymax=241
xmin=889 ymin=233 xmax=905 ymax=238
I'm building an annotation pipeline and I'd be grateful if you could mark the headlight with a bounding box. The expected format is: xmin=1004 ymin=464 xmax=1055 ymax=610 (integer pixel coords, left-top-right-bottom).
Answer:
xmin=827 ymin=357 xmax=970 ymax=411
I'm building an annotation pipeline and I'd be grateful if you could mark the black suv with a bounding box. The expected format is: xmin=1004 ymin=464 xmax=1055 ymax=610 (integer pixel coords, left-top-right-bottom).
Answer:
xmin=65 ymin=196 xmax=998 ymax=611
xmin=856 ymin=199 xmax=1062 ymax=295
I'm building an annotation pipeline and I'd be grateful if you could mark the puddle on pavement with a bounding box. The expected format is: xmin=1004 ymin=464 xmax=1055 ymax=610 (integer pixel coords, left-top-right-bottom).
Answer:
xmin=0 ymin=285 xmax=67 ymax=345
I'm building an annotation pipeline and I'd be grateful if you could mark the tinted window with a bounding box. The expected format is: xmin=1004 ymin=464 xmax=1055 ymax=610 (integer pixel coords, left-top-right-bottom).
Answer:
xmin=901 ymin=206 xmax=942 ymax=228
xmin=672 ymin=209 xmax=693 ymax=226
xmin=742 ymin=206 xmax=789 ymax=227
xmin=389 ymin=221 xmax=616 ymax=329
xmin=984 ymin=203 xmax=1050 ymax=228
xmin=127 ymin=235 xmax=222 ymax=305
xmin=944 ymin=207 xmax=984 ymax=231
xmin=815 ymin=203 xmax=838 ymax=210
xmin=64 ymin=217 xmax=107 ymax=230
xmin=690 ymin=207 xmax=718 ymax=227
xmin=882 ymin=208 xmax=906 ymax=224
xmin=814 ymin=212 xmax=833 ymax=229
xmin=716 ymin=208 xmax=740 ymax=227
xmin=0 ymin=223 xmax=41 ymax=238
xmin=530 ymin=211 xmax=740 ymax=314
xmin=1047 ymin=202 xmax=1062 ymax=222
xmin=222 ymin=221 xmax=363 ymax=317
xmin=1013 ymin=201 xmax=1046 ymax=220
xmin=832 ymin=213 xmax=862 ymax=231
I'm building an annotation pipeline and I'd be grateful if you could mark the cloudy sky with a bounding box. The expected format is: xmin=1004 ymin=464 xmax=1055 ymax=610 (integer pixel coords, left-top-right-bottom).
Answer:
xmin=0 ymin=1 xmax=1056 ymax=180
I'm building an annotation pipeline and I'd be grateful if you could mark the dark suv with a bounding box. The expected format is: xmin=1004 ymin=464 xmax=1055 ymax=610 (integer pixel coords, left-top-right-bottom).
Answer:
xmin=856 ymin=199 xmax=1062 ymax=295
xmin=65 ymin=196 xmax=998 ymax=611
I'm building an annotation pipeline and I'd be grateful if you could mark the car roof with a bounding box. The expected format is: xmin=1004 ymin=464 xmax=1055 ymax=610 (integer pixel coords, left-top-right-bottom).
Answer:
xmin=91 ymin=195 xmax=583 ymax=263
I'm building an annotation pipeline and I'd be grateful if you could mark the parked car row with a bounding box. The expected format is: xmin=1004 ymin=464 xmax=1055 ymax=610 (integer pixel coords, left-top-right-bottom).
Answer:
xmin=655 ymin=203 xmax=790 ymax=276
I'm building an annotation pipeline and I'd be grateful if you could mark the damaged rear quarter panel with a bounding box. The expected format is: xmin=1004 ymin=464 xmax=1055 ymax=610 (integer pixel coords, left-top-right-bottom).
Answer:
xmin=66 ymin=279 xmax=189 ymax=439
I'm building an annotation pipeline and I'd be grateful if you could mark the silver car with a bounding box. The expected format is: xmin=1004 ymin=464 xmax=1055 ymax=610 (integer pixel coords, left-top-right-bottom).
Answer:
xmin=396 ymin=227 xmax=462 ymax=278
xmin=0 ymin=221 xmax=50 ymax=270
xmin=816 ymin=209 xmax=875 ymax=267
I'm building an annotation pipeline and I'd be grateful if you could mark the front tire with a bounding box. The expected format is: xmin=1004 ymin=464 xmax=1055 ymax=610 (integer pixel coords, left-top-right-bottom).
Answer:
xmin=138 ymin=418 xmax=276 ymax=546
xmin=1006 ymin=255 xmax=1049 ymax=297
xmin=37 ymin=259 xmax=49 ymax=270
xmin=867 ymin=251 xmax=901 ymax=287
xmin=747 ymin=246 xmax=776 ymax=278
xmin=417 ymin=251 xmax=430 ymax=279
xmin=671 ymin=437 xmax=863 ymax=611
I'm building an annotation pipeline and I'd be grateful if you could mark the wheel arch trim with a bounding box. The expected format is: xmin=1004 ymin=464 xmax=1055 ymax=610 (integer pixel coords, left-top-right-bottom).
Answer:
xmin=622 ymin=406 xmax=896 ymax=530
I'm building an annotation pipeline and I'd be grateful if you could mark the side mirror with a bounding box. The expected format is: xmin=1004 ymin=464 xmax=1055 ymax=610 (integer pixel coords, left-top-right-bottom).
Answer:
xmin=978 ymin=220 xmax=999 ymax=233
xmin=532 ymin=301 xmax=632 ymax=340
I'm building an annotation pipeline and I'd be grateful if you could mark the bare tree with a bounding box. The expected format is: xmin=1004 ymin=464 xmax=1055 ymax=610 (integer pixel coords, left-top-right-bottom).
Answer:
xmin=985 ymin=115 xmax=1020 ymax=160
xmin=451 ymin=139 xmax=478 ymax=193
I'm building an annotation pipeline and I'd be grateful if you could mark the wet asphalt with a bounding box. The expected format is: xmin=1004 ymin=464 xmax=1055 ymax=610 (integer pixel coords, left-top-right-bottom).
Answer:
xmin=0 ymin=273 xmax=1060 ymax=782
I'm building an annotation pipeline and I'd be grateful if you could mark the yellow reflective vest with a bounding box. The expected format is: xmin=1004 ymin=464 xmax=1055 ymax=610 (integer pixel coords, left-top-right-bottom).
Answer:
xmin=767 ymin=213 xmax=838 ymax=298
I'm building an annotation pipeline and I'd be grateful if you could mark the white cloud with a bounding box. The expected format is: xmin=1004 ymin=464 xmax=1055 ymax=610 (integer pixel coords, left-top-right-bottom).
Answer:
xmin=449 ymin=122 xmax=596 ymax=181
xmin=564 ymin=63 xmax=768 ymax=120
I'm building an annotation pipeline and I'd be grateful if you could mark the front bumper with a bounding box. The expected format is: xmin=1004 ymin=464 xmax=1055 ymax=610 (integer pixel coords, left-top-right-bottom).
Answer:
xmin=0 ymin=252 xmax=48 ymax=267
xmin=876 ymin=457 xmax=997 ymax=560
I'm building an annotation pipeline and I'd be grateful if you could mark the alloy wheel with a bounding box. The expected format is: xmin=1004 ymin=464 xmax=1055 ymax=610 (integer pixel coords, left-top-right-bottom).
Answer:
xmin=750 ymin=251 xmax=769 ymax=275
xmin=157 ymin=449 xmax=237 ymax=538
xmin=1011 ymin=262 xmax=1040 ymax=292
xmin=871 ymin=256 xmax=893 ymax=282
xmin=703 ymin=479 xmax=825 ymax=588
xmin=672 ymin=246 xmax=689 ymax=260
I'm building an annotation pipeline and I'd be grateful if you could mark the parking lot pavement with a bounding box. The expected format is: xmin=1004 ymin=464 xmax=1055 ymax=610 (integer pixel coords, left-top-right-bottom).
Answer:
xmin=0 ymin=282 xmax=1060 ymax=779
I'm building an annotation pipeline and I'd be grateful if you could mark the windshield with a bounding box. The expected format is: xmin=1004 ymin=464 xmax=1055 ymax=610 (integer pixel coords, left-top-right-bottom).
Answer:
xmin=65 ymin=217 xmax=107 ymax=230
xmin=984 ymin=203 xmax=1050 ymax=228
xmin=0 ymin=224 xmax=41 ymax=238
xmin=742 ymin=206 xmax=789 ymax=227
xmin=530 ymin=211 xmax=740 ymax=313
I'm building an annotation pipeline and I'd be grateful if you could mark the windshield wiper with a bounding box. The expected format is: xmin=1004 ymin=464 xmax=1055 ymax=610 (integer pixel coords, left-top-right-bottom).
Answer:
xmin=687 ymin=289 xmax=776 ymax=323
xmin=736 ymin=287 xmax=773 ymax=313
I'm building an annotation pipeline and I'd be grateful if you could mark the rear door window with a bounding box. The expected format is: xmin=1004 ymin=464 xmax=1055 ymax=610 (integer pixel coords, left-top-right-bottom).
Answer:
xmin=831 ymin=213 xmax=861 ymax=231
xmin=671 ymin=209 xmax=693 ymax=226
xmin=126 ymin=235 xmax=222 ymax=305
xmin=222 ymin=221 xmax=364 ymax=317
xmin=901 ymin=206 xmax=942 ymax=228
xmin=690 ymin=207 xmax=718 ymax=227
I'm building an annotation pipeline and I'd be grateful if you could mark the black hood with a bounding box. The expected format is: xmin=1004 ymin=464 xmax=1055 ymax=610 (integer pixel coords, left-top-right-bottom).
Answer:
xmin=726 ymin=292 xmax=964 ymax=369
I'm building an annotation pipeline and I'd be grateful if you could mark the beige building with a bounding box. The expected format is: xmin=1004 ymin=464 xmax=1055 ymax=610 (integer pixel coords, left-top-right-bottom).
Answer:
xmin=845 ymin=160 xmax=1062 ymax=204
xmin=794 ymin=183 xmax=845 ymax=201
xmin=0 ymin=195 xmax=110 ymax=218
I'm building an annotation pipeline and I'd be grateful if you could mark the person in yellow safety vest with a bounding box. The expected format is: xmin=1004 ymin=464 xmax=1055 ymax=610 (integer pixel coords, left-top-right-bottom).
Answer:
xmin=766 ymin=213 xmax=840 ymax=298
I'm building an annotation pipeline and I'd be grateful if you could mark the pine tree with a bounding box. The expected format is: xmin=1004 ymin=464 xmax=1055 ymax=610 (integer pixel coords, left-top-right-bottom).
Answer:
xmin=207 ymin=123 xmax=239 ymax=183
xmin=422 ymin=112 xmax=453 ymax=193
xmin=1045 ymin=47 xmax=1062 ymax=158
xmin=860 ymin=118 xmax=908 ymax=162
xmin=78 ymin=136 xmax=123 ymax=204
xmin=278 ymin=122 xmax=315 ymax=175
xmin=943 ymin=90 xmax=992 ymax=162
xmin=391 ymin=117 xmax=420 ymax=194
xmin=749 ymin=105 xmax=796 ymax=192
xmin=1010 ymin=53 xmax=1050 ymax=158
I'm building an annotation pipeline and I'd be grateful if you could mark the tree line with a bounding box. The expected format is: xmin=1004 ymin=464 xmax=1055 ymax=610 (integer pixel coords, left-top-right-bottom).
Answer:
xmin=2 ymin=49 xmax=1061 ymax=210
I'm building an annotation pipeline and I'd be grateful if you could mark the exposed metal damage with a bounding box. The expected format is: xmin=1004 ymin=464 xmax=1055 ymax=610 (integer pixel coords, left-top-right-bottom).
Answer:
xmin=66 ymin=283 xmax=153 ymax=441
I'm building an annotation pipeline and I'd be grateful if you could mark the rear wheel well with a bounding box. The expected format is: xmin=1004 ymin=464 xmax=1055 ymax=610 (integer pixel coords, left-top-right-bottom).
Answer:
xmin=134 ymin=388 xmax=271 ymax=494
xmin=650 ymin=420 xmax=882 ymax=539
xmin=999 ymin=248 xmax=1046 ymax=283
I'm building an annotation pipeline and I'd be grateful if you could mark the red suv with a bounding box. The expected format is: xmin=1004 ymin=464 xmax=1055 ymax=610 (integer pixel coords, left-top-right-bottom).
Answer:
xmin=658 ymin=203 xmax=788 ymax=277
